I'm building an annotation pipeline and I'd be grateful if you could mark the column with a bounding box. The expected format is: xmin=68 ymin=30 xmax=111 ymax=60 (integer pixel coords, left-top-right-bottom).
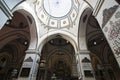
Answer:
xmin=77 ymin=50 xmax=96 ymax=80
xmin=71 ymin=57 xmax=78 ymax=78
xmin=18 ymin=50 xmax=40 ymax=80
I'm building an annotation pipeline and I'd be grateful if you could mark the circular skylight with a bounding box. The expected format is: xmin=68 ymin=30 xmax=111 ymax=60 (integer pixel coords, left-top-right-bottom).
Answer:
xmin=43 ymin=0 xmax=72 ymax=18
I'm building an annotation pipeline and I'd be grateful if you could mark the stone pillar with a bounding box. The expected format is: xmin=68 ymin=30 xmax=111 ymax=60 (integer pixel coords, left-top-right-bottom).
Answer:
xmin=71 ymin=57 xmax=78 ymax=78
xmin=18 ymin=50 xmax=40 ymax=80
xmin=77 ymin=50 xmax=96 ymax=80
xmin=76 ymin=51 xmax=82 ymax=80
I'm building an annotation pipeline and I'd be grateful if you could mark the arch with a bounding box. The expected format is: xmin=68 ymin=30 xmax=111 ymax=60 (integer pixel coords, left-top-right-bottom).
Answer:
xmin=37 ymin=30 xmax=78 ymax=55
xmin=12 ymin=2 xmax=38 ymax=50
xmin=0 ymin=30 xmax=29 ymax=49
xmin=78 ymin=8 xmax=93 ymax=51
xmin=38 ymin=32 xmax=78 ymax=80
xmin=47 ymin=48 xmax=73 ymax=60
xmin=47 ymin=48 xmax=73 ymax=71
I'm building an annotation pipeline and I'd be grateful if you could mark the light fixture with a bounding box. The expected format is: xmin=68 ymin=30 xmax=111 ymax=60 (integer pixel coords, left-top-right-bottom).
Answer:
xmin=5 ymin=20 xmax=11 ymax=25
xmin=24 ymin=41 xmax=28 ymax=45
xmin=66 ymin=40 xmax=69 ymax=43
xmin=39 ymin=59 xmax=46 ymax=68
xmin=93 ymin=41 xmax=97 ymax=45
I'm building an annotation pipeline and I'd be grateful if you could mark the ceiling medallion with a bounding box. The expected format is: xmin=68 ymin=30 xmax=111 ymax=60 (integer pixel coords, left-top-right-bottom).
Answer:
xmin=43 ymin=0 xmax=72 ymax=18
xmin=36 ymin=0 xmax=79 ymax=29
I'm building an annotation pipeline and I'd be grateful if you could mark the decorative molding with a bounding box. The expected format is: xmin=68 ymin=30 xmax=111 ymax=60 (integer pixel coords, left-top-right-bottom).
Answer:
xmin=35 ymin=0 xmax=79 ymax=29
xmin=102 ymin=5 xmax=119 ymax=27
xmin=79 ymin=50 xmax=90 ymax=54
xmin=82 ymin=57 xmax=91 ymax=63
xmin=93 ymin=0 xmax=104 ymax=16
xmin=24 ymin=57 xmax=33 ymax=62
xmin=26 ymin=49 xmax=40 ymax=54
xmin=0 ymin=0 xmax=13 ymax=19
xmin=83 ymin=0 xmax=94 ymax=10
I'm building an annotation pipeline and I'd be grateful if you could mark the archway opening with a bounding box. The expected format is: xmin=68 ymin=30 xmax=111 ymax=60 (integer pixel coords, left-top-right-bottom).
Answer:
xmin=0 ymin=11 xmax=30 ymax=80
xmin=37 ymin=37 xmax=78 ymax=80
xmin=86 ymin=15 xmax=120 ymax=80
xmin=78 ymin=7 xmax=120 ymax=80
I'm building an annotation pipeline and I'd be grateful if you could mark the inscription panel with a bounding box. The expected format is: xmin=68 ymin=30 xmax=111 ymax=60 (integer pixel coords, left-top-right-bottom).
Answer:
xmin=103 ymin=7 xmax=120 ymax=66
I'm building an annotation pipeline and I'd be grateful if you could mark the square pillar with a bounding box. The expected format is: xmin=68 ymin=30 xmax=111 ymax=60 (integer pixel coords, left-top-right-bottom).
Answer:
xmin=77 ymin=50 xmax=96 ymax=80
xmin=18 ymin=50 xmax=40 ymax=80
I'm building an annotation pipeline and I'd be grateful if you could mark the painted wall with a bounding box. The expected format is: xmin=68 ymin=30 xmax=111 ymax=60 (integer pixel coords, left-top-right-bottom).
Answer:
xmin=103 ymin=7 xmax=120 ymax=67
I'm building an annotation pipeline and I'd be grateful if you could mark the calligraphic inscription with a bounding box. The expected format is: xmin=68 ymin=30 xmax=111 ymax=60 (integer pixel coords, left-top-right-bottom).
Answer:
xmin=108 ymin=20 xmax=120 ymax=56
xmin=103 ymin=7 xmax=120 ymax=58
xmin=115 ymin=11 xmax=120 ymax=19
xmin=103 ymin=8 xmax=120 ymax=66
xmin=108 ymin=20 xmax=120 ymax=40
xmin=102 ymin=5 xmax=118 ymax=27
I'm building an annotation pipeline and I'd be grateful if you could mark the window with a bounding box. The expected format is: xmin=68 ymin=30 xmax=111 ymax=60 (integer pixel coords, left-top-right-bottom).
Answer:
xmin=84 ymin=70 xmax=93 ymax=77
xmin=20 ymin=68 xmax=31 ymax=77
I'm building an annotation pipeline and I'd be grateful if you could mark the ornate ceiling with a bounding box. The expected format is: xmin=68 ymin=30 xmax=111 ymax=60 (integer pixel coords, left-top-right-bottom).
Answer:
xmin=35 ymin=0 xmax=79 ymax=29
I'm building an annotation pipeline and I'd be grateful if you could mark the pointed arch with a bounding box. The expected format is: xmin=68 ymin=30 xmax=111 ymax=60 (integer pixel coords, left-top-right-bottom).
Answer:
xmin=78 ymin=8 xmax=93 ymax=51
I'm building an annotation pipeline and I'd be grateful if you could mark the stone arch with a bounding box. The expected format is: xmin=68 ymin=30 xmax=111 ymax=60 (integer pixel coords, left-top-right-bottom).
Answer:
xmin=38 ymin=31 xmax=79 ymax=80
xmin=37 ymin=30 xmax=78 ymax=55
xmin=46 ymin=48 xmax=73 ymax=72
xmin=78 ymin=8 xmax=93 ymax=51
xmin=85 ymin=11 xmax=120 ymax=80
xmin=12 ymin=2 xmax=38 ymax=50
